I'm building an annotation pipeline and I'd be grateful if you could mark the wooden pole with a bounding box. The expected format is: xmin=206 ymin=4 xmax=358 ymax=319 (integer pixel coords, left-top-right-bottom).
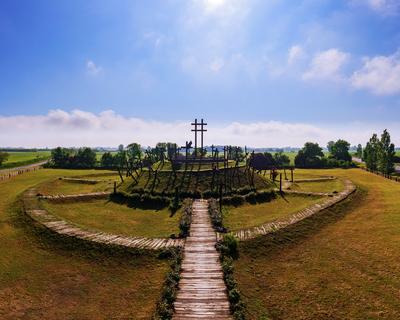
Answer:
xmin=279 ymin=173 xmax=282 ymax=193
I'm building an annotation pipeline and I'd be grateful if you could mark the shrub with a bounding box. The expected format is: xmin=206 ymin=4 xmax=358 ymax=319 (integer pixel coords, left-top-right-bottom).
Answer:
xmin=179 ymin=200 xmax=192 ymax=238
xmin=217 ymin=236 xmax=246 ymax=320
xmin=209 ymin=198 xmax=227 ymax=233
xmin=154 ymin=248 xmax=182 ymax=320
xmin=218 ymin=234 xmax=239 ymax=260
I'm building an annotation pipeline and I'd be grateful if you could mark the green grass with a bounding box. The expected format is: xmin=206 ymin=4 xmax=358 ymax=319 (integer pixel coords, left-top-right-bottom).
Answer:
xmin=287 ymin=179 xmax=344 ymax=193
xmin=234 ymin=168 xmax=400 ymax=319
xmin=0 ymin=151 xmax=51 ymax=169
xmin=42 ymin=199 xmax=181 ymax=238
xmin=0 ymin=169 xmax=168 ymax=319
xmin=37 ymin=176 xmax=118 ymax=195
xmin=223 ymin=194 xmax=323 ymax=231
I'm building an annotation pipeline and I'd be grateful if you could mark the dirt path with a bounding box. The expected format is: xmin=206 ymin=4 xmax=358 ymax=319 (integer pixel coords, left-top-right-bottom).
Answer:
xmin=173 ymin=199 xmax=231 ymax=320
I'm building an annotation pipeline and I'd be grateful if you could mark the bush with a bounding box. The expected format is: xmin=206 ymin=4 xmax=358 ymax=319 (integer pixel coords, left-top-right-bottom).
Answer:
xmin=217 ymin=237 xmax=246 ymax=320
xmin=154 ymin=248 xmax=182 ymax=320
xmin=217 ymin=234 xmax=239 ymax=260
xmin=179 ymin=200 xmax=192 ymax=238
xmin=209 ymin=198 xmax=229 ymax=233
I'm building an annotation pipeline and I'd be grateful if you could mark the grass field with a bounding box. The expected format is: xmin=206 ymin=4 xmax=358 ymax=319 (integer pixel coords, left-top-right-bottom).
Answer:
xmin=37 ymin=177 xmax=118 ymax=195
xmin=42 ymin=199 xmax=181 ymax=238
xmin=0 ymin=169 xmax=168 ymax=319
xmin=0 ymin=151 xmax=51 ymax=169
xmin=223 ymin=194 xmax=323 ymax=231
xmin=234 ymin=168 xmax=400 ymax=319
xmin=287 ymin=179 xmax=344 ymax=193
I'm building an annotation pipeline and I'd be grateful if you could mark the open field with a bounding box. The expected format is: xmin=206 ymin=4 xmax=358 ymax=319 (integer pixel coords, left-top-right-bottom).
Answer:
xmin=0 ymin=151 xmax=51 ymax=169
xmin=234 ymin=168 xmax=400 ymax=319
xmin=223 ymin=194 xmax=323 ymax=231
xmin=42 ymin=199 xmax=181 ymax=238
xmin=287 ymin=179 xmax=344 ymax=193
xmin=0 ymin=169 xmax=168 ymax=319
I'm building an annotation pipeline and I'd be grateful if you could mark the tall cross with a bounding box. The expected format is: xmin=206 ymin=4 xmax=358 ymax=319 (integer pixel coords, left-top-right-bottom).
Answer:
xmin=191 ymin=118 xmax=207 ymax=157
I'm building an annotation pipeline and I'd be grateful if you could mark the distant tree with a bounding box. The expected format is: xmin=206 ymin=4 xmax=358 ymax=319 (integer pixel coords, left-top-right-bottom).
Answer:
xmin=327 ymin=141 xmax=335 ymax=154
xmin=51 ymin=147 xmax=71 ymax=168
xmin=377 ymin=129 xmax=395 ymax=174
xmin=329 ymin=139 xmax=352 ymax=162
xmin=100 ymin=152 xmax=115 ymax=168
xmin=0 ymin=152 xmax=9 ymax=166
xmin=115 ymin=149 xmax=127 ymax=182
xmin=364 ymin=134 xmax=379 ymax=171
xmin=273 ymin=152 xmax=290 ymax=167
xmin=74 ymin=147 xmax=97 ymax=168
xmin=356 ymin=144 xmax=363 ymax=159
xmin=295 ymin=142 xmax=324 ymax=168
xmin=166 ymin=143 xmax=178 ymax=160
xmin=249 ymin=152 xmax=275 ymax=170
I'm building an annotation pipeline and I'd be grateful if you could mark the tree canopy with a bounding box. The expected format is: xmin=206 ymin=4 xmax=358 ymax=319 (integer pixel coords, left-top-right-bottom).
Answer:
xmin=328 ymin=139 xmax=352 ymax=162
xmin=294 ymin=142 xmax=324 ymax=168
xmin=0 ymin=152 xmax=9 ymax=166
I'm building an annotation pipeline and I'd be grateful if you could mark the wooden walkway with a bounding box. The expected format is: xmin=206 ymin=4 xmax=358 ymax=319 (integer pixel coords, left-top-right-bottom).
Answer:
xmin=173 ymin=199 xmax=231 ymax=320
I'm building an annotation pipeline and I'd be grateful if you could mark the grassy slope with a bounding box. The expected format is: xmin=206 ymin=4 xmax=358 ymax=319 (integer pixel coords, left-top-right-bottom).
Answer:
xmin=234 ymin=168 xmax=400 ymax=319
xmin=223 ymin=194 xmax=323 ymax=231
xmin=288 ymin=179 xmax=344 ymax=193
xmin=120 ymin=167 xmax=274 ymax=194
xmin=0 ymin=169 xmax=168 ymax=320
xmin=42 ymin=199 xmax=181 ymax=238
xmin=37 ymin=178 xmax=118 ymax=195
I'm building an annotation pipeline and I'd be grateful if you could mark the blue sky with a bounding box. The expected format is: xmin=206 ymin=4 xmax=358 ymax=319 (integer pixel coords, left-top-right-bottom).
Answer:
xmin=1 ymin=0 xmax=400 ymax=147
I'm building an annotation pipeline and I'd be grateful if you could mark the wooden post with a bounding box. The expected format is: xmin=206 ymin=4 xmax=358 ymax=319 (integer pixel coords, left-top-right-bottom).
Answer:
xmin=291 ymin=168 xmax=294 ymax=182
xmin=279 ymin=173 xmax=282 ymax=193
xmin=113 ymin=181 xmax=117 ymax=194
xmin=219 ymin=182 xmax=223 ymax=213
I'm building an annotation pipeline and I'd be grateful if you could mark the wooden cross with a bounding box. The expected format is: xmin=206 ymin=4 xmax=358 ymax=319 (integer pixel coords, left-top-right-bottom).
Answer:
xmin=191 ymin=118 xmax=207 ymax=157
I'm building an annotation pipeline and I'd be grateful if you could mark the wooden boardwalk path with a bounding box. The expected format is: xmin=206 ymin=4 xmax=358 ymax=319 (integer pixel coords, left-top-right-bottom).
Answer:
xmin=173 ymin=199 xmax=231 ymax=320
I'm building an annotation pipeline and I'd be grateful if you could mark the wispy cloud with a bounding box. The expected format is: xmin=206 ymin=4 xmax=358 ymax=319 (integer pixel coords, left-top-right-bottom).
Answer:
xmin=351 ymin=0 xmax=400 ymax=15
xmin=86 ymin=60 xmax=103 ymax=75
xmin=288 ymin=45 xmax=304 ymax=66
xmin=302 ymin=48 xmax=349 ymax=81
xmin=1 ymin=109 xmax=399 ymax=148
xmin=351 ymin=50 xmax=400 ymax=95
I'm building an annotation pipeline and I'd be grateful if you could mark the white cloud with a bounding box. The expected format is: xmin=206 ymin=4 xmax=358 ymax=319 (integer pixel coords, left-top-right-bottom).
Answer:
xmin=302 ymin=49 xmax=349 ymax=81
xmin=351 ymin=50 xmax=400 ymax=95
xmin=349 ymin=0 xmax=400 ymax=15
xmin=287 ymin=45 xmax=304 ymax=65
xmin=86 ymin=60 xmax=102 ymax=75
xmin=1 ymin=109 xmax=399 ymax=148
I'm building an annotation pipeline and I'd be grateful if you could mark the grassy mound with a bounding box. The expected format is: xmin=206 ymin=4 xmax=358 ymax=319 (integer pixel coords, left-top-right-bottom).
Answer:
xmin=119 ymin=167 xmax=274 ymax=195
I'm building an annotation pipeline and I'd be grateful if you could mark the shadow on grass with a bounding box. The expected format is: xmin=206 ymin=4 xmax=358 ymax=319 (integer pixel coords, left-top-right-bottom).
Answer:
xmin=240 ymin=187 xmax=365 ymax=256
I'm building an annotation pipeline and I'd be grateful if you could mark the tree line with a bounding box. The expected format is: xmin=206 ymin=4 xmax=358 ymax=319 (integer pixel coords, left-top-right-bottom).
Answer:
xmin=363 ymin=129 xmax=399 ymax=174
xmin=294 ymin=139 xmax=353 ymax=168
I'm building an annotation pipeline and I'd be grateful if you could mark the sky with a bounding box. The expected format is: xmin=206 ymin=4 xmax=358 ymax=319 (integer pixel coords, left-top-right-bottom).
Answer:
xmin=0 ymin=0 xmax=400 ymax=148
